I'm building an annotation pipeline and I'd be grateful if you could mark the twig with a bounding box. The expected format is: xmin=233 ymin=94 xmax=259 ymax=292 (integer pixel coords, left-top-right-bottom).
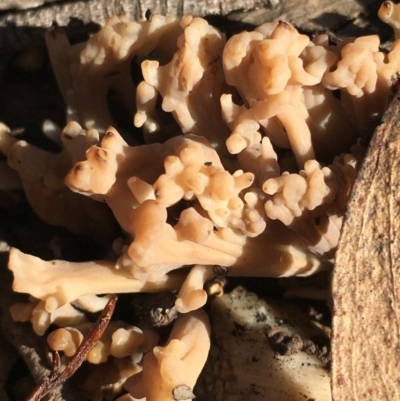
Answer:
xmin=25 ymin=295 xmax=118 ymax=401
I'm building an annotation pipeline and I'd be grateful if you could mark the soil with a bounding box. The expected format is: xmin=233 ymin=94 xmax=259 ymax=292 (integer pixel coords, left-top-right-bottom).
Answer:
xmin=266 ymin=325 xmax=331 ymax=365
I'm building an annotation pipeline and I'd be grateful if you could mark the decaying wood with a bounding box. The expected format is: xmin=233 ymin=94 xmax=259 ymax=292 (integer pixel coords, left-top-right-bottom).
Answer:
xmin=0 ymin=0 xmax=271 ymax=56
xmin=0 ymin=0 xmax=272 ymax=34
xmin=229 ymin=0 xmax=380 ymax=34
xmin=0 ymin=0 xmax=63 ymax=11
xmin=332 ymin=92 xmax=400 ymax=400
xmin=0 ymin=0 xmax=391 ymax=56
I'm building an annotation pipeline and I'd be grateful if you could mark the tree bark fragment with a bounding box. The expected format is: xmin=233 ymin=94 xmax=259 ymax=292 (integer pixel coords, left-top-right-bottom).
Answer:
xmin=0 ymin=0 xmax=391 ymax=55
xmin=332 ymin=92 xmax=400 ymax=400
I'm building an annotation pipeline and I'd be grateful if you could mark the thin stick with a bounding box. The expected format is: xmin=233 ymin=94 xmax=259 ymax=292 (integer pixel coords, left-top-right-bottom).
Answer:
xmin=25 ymin=295 xmax=118 ymax=401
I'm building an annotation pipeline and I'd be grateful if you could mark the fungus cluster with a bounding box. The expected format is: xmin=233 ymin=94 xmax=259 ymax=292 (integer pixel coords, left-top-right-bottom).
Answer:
xmin=2 ymin=5 xmax=400 ymax=400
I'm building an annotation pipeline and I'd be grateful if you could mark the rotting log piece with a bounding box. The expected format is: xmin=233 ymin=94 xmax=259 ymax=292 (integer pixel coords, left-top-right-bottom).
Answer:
xmin=0 ymin=0 xmax=390 ymax=56
xmin=332 ymin=91 xmax=400 ymax=400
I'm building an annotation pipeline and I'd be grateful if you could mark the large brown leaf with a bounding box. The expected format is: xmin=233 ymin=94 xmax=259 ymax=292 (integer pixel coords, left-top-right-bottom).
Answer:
xmin=332 ymin=93 xmax=400 ymax=400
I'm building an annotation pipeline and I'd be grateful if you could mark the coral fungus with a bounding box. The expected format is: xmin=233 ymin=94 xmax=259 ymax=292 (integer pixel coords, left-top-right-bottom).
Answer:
xmin=3 ymin=7 xmax=400 ymax=400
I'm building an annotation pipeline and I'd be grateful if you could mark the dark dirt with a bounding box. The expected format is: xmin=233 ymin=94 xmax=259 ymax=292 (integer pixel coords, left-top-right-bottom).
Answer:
xmin=130 ymin=291 xmax=178 ymax=327
xmin=266 ymin=325 xmax=331 ymax=365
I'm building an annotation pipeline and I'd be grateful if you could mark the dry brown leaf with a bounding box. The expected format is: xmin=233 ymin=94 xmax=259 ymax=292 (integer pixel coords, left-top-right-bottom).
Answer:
xmin=332 ymin=92 xmax=400 ymax=400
